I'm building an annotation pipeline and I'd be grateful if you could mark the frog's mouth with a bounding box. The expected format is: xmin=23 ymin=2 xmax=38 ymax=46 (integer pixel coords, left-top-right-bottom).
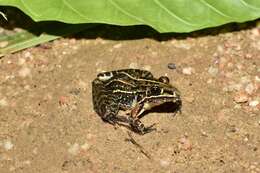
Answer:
xmin=135 ymin=95 xmax=181 ymax=119
xmin=140 ymin=95 xmax=181 ymax=110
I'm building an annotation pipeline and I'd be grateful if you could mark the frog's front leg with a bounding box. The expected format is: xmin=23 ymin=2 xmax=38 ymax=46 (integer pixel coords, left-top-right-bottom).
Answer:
xmin=129 ymin=103 xmax=156 ymax=134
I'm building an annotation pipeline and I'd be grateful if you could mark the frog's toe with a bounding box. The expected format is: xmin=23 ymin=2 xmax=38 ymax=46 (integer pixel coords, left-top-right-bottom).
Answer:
xmin=131 ymin=121 xmax=156 ymax=135
xmin=144 ymin=123 xmax=157 ymax=134
xmin=130 ymin=120 xmax=144 ymax=134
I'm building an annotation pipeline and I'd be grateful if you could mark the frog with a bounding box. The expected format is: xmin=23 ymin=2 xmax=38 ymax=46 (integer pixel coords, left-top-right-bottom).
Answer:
xmin=92 ymin=69 xmax=182 ymax=134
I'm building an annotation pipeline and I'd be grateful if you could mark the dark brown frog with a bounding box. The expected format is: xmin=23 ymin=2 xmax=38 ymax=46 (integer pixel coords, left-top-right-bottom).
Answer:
xmin=92 ymin=69 xmax=181 ymax=134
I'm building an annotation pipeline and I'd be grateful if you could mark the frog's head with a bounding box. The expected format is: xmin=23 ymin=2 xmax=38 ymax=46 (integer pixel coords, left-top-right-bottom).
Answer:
xmin=141 ymin=76 xmax=181 ymax=111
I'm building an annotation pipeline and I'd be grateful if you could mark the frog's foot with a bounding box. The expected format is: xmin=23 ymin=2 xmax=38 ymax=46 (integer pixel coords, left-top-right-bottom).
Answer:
xmin=130 ymin=119 xmax=156 ymax=135
xmin=144 ymin=123 xmax=157 ymax=133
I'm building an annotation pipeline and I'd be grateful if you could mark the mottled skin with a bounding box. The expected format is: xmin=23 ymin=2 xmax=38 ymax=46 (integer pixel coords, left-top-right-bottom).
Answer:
xmin=92 ymin=69 xmax=182 ymax=134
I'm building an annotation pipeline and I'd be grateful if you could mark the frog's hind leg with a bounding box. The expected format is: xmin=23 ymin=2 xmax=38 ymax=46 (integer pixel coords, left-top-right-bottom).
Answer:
xmin=99 ymin=101 xmax=120 ymax=125
xmin=100 ymin=101 xmax=131 ymax=126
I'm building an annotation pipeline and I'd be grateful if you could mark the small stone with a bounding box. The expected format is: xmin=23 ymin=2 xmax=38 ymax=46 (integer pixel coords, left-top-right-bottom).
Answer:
xmin=160 ymin=159 xmax=170 ymax=167
xmin=96 ymin=37 xmax=107 ymax=44
xmin=208 ymin=66 xmax=218 ymax=76
xmin=18 ymin=67 xmax=31 ymax=77
xmin=245 ymin=83 xmax=255 ymax=95
xmin=86 ymin=133 xmax=94 ymax=140
xmin=178 ymin=136 xmax=192 ymax=150
xmin=81 ymin=142 xmax=90 ymax=151
xmin=0 ymin=41 xmax=8 ymax=48
xmin=255 ymin=76 xmax=260 ymax=82
xmin=182 ymin=67 xmax=195 ymax=75
xmin=167 ymin=63 xmax=177 ymax=70
xmin=227 ymin=62 xmax=234 ymax=68
xmin=244 ymin=53 xmax=253 ymax=59
xmin=217 ymin=45 xmax=224 ymax=53
xmin=143 ymin=65 xmax=151 ymax=71
xmin=233 ymin=91 xmax=249 ymax=103
xmin=249 ymin=100 xmax=259 ymax=107
xmin=244 ymin=136 xmax=249 ymax=142
xmin=5 ymin=75 xmax=15 ymax=80
xmin=251 ymin=28 xmax=260 ymax=37
xmin=0 ymin=98 xmax=8 ymax=107
xmin=129 ymin=62 xmax=138 ymax=69
xmin=207 ymin=79 xmax=213 ymax=84
xmin=68 ymin=143 xmax=80 ymax=155
xmin=18 ymin=58 xmax=26 ymax=66
xmin=235 ymin=44 xmax=241 ymax=51
xmin=174 ymin=42 xmax=191 ymax=49
xmin=113 ymin=43 xmax=122 ymax=49
xmin=236 ymin=63 xmax=244 ymax=70
xmin=3 ymin=140 xmax=14 ymax=150
xmin=201 ymin=130 xmax=208 ymax=137
xmin=24 ymin=51 xmax=32 ymax=58
xmin=23 ymin=160 xmax=31 ymax=165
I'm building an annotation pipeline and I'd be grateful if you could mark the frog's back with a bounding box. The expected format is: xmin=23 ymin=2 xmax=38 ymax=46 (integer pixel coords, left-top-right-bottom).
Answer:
xmin=92 ymin=69 xmax=154 ymax=115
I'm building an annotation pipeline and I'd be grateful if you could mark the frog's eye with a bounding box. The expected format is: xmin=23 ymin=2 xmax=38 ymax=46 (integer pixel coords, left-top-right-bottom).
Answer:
xmin=159 ymin=76 xmax=169 ymax=84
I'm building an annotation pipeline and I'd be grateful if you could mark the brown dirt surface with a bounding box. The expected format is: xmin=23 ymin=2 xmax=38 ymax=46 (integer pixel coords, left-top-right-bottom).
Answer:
xmin=0 ymin=23 xmax=260 ymax=173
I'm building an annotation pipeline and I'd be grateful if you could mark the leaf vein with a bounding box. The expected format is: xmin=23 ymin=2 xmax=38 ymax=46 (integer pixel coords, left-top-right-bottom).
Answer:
xmin=57 ymin=2 xmax=64 ymax=19
xmin=19 ymin=0 xmax=39 ymax=17
xmin=240 ymin=0 xmax=260 ymax=10
xmin=108 ymin=0 xmax=144 ymax=24
xmin=200 ymin=0 xmax=232 ymax=19
xmin=62 ymin=0 xmax=92 ymax=20
xmin=154 ymin=0 xmax=197 ymax=26
xmin=109 ymin=0 xmax=166 ymax=31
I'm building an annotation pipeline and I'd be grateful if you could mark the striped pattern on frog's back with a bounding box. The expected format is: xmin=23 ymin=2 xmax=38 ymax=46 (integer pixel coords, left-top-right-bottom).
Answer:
xmin=92 ymin=69 xmax=155 ymax=115
xmin=92 ymin=68 xmax=182 ymax=134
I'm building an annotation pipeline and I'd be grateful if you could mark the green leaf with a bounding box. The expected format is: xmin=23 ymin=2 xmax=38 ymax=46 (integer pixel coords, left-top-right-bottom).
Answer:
xmin=0 ymin=24 xmax=97 ymax=57
xmin=0 ymin=0 xmax=260 ymax=33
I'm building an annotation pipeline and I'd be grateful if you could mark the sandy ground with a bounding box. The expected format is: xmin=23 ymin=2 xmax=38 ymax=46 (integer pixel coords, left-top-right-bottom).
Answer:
xmin=0 ymin=23 xmax=260 ymax=173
